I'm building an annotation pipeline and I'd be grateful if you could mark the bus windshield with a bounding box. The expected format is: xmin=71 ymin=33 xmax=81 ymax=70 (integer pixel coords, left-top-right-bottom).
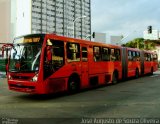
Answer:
xmin=9 ymin=44 xmax=42 ymax=72
xmin=9 ymin=35 xmax=44 ymax=73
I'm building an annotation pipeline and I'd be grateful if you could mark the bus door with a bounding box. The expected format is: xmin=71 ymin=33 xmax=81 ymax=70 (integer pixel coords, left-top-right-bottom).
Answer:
xmin=81 ymin=46 xmax=89 ymax=88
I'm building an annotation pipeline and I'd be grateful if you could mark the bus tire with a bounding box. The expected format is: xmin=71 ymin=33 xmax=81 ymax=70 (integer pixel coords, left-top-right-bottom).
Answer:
xmin=150 ymin=67 xmax=153 ymax=75
xmin=68 ymin=75 xmax=80 ymax=93
xmin=135 ymin=69 xmax=139 ymax=78
xmin=112 ymin=71 xmax=118 ymax=84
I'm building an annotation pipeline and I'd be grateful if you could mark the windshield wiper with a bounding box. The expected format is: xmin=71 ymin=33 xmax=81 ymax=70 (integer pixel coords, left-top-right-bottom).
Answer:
xmin=32 ymin=50 xmax=41 ymax=70
xmin=9 ymin=69 xmax=20 ymax=73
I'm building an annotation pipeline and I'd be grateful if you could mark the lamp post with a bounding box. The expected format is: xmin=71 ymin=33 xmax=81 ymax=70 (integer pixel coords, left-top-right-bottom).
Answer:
xmin=72 ymin=16 xmax=87 ymax=38
xmin=120 ymin=30 xmax=137 ymax=46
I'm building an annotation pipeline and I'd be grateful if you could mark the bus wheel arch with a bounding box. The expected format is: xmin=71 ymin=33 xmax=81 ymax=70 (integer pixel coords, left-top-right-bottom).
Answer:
xmin=112 ymin=70 xmax=119 ymax=84
xmin=68 ymin=73 xmax=80 ymax=93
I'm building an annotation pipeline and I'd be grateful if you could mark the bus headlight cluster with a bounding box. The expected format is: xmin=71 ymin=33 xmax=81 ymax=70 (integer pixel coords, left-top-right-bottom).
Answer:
xmin=8 ymin=74 xmax=12 ymax=80
xmin=31 ymin=74 xmax=38 ymax=82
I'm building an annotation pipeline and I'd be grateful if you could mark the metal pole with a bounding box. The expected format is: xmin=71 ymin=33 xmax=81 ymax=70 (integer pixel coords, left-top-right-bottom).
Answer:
xmin=73 ymin=16 xmax=87 ymax=38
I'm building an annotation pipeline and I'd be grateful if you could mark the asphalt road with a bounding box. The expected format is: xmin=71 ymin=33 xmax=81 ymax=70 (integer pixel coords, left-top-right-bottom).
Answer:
xmin=0 ymin=71 xmax=160 ymax=124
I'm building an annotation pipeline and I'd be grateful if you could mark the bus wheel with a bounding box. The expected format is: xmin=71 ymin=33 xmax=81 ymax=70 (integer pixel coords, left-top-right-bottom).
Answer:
xmin=135 ymin=69 xmax=139 ymax=78
xmin=112 ymin=72 xmax=118 ymax=84
xmin=150 ymin=67 xmax=153 ymax=75
xmin=68 ymin=76 xmax=80 ymax=93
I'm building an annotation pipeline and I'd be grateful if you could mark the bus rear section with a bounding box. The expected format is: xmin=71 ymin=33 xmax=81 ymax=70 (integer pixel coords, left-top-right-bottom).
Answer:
xmin=122 ymin=47 xmax=141 ymax=79
xmin=122 ymin=48 xmax=158 ymax=79
xmin=141 ymin=50 xmax=158 ymax=75
xmin=88 ymin=45 xmax=122 ymax=86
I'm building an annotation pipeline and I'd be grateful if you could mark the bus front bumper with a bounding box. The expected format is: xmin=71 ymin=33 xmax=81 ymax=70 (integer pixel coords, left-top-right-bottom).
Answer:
xmin=8 ymin=80 xmax=39 ymax=94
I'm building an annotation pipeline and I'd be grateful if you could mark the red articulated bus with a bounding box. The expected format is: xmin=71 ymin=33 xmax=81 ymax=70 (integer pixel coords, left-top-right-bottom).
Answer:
xmin=7 ymin=34 xmax=158 ymax=94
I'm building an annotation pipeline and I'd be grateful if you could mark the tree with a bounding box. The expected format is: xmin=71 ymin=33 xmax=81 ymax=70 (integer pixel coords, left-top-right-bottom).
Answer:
xmin=123 ymin=38 xmax=156 ymax=50
xmin=144 ymin=40 xmax=156 ymax=50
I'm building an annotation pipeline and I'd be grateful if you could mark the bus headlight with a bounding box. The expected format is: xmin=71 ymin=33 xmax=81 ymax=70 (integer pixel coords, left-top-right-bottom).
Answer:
xmin=31 ymin=74 xmax=38 ymax=82
xmin=8 ymin=74 xmax=12 ymax=80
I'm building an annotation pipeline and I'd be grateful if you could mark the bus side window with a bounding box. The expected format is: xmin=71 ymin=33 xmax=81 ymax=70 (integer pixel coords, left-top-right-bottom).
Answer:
xmin=115 ymin=49 xmax=120 ymax=61
xmin=110 ymin=49 xmax=116 ymax=61
xmin=102 ymin=47 xmax=110 ymax=61
xmin=93 ymin=46 xmax=101 ymax=62
xmin=153 ymin=54 xmax=158 ymax=61
xmin=44 ymin=39 xmax=64 ymax=78
xmin=132 ymin=51 xmax=136 ymax=61
xmin=67 ymin=42 xmax=80 ymax=62
xmin=148 ymin=54 xmax=151 ymax=61
xmin=144 ymin=53 xmax=147 ymax=61
xmin=151 ymin=54 xmax=153 ymax=61
xmin=52 ymin=40 xmax=64 ymax=67
xmin=136 ymin=52 xmax=140 ymax=61
xmin=82 ymin=47 xmax=88 ymax=62
xmin=128 ymin=51 xmax=132 ymax=61
xmin=145 ymin=53 xmax=150 ymax=61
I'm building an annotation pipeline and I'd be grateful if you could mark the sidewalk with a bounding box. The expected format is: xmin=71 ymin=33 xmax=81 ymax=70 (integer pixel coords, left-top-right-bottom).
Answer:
xmin=0 ymin=72 xmax=6 ymax=78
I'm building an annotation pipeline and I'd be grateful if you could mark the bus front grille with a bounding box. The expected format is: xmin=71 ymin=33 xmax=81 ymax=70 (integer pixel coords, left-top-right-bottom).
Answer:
xmin=9 ymin=84 xmax=35 ymax=90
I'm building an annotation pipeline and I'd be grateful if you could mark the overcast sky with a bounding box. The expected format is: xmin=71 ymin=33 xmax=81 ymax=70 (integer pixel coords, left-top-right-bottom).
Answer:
xmin=91 ymin=0 xmax=160 ymax=42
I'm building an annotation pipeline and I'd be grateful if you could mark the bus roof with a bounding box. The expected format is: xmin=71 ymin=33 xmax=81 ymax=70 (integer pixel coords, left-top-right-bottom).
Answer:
xmin=14 ymin=34 xmax=157 ymax=53
xmin=45 ymin=33 xmax=122 ymax=49
xmin=14 ymin=34 xmax=45 ymax=40
xmin=124 ymin=47 xmax=141 ymax=51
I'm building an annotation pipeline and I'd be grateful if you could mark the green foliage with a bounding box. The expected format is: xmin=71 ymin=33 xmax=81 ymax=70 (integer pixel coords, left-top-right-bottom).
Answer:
xmin=123 ymin=38 xmax=156 ymax=50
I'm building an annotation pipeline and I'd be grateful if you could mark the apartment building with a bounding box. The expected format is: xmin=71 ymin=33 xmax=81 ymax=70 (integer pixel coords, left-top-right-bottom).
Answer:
xmin=12 ymin=0 xmax=91 ymax=40
xmin=0 ymin=0 xmax=11 ymax=42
